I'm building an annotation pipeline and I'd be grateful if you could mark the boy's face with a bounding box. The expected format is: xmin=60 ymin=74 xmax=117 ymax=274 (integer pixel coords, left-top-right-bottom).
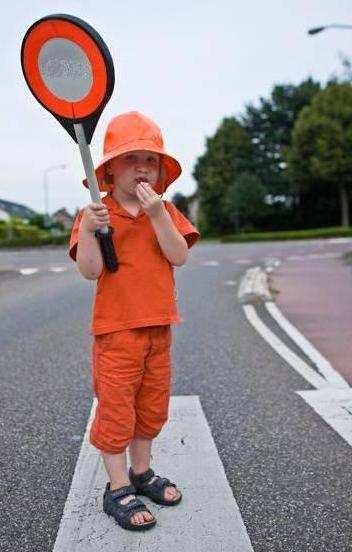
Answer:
xmin=108 ymin=150 xmax=161 ymax=197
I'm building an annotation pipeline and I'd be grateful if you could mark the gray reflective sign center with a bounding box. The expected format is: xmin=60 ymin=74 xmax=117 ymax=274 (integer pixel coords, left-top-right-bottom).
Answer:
xmin=38 ymin=38 xmax=93 ymax=102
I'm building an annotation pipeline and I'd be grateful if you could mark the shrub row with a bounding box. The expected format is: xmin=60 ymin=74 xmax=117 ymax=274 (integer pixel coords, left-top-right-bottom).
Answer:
xmin=1 ymin=226 xmax=351 ymax=248
xmin=0 ymin=233 xmax=70 ymax=248
xmin=220 ymin=226 xmax=352 ymax=242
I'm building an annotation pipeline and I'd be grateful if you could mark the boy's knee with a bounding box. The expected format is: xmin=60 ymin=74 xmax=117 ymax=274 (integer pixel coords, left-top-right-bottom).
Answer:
xmin=89 ymin=406 xmax=136 ymax=453
xmin=134 ymin=409 xmax=169 ymax=439
xmin=89 ymin=427 xmax=133 ymax=453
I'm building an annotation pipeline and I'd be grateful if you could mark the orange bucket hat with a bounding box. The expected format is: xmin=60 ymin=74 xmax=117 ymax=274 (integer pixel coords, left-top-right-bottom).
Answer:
xmin=83 ymin=111 xmax=182 ymax=195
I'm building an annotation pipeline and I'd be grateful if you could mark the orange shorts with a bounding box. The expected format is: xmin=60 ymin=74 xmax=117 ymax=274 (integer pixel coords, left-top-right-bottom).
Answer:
xmin=90 ymin=324 xmax=172 ymax=453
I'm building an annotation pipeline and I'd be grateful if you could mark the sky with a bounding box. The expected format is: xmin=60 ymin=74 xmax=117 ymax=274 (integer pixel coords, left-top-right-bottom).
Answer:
xmin=2 ymin=0 xmax=352 ymax=215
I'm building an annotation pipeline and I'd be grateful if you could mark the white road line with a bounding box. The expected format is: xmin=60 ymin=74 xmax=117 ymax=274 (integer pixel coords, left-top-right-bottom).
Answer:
xmin=53 ymin=396 xmax=254 ymax=552
xmin=241 ymin=265 xmax=352 ymax=448
xmin=327 ymin=238 xmax=352 ymax=244
xmin=264 ymin=257 xmax=281 ymax=268
xmin=201 ymin=260 xmax=219 ymax=266
xmin=49 ymin=266 xmax=68 ymax=272
xmin=307 ymin=253 xmax=340 ymax=259
xmin=19 ymin=268 xmax=39 ymax=275
xmin=224 ymin=280 xmax=237 ymax=286
xmin=244 ymin=302 xmax=352 ymax=450
xmin=286 ymin=255 xmax=306 ymax=261
xmin=243 ymin=304 xmax=328 ymax=389
xmin=297 ymin=388 xmax=352 ymax=447
xmin=265 ymin=302 xmax=349 ymax=389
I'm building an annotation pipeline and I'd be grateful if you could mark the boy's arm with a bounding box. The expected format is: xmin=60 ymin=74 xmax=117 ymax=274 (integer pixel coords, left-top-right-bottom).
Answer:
xmin=76 ymin=226 xmax=104 ymax=279
xmin=69 ymin=209 xmax=104 ymax=279
xmin=150 ymin=204 xmax=188 ymax=266
xmin=136 ymin=184 xmax=200 ymax=265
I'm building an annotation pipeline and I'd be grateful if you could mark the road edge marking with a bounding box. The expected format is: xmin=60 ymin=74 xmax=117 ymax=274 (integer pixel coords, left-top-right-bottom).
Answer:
xmin=243 ymin=304 xmax=328 ymax=389
xmin=265 ymin=301 xmax=349 ymax=389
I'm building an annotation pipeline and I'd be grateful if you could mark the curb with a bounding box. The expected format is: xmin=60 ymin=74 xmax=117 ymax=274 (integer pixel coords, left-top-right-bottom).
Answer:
xmin=237 ymin=266 xmax=273 ymax=304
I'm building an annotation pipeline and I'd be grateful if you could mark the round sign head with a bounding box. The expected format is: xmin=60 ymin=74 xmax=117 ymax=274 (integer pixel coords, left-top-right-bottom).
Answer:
xmin=21 ymin=14 xmax=115 ymax=143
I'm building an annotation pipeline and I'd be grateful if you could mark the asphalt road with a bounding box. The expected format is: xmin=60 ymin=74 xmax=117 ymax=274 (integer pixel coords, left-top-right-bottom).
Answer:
xmin=1 ymin=239 xmax=352 ymax=552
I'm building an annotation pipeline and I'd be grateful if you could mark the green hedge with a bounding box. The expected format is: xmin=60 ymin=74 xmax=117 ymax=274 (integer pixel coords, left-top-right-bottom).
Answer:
xmin=220 ymin=226 xmax=352 ymax=243
xmin=0 ymin=233 xmax=70 ymax=248
xmin=1 ymin=225 xmax=351 ymax=248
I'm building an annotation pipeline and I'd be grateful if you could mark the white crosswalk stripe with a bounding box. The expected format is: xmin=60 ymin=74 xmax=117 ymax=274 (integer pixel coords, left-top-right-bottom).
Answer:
xmin=53 ymin=396 xmax=254 ymax=552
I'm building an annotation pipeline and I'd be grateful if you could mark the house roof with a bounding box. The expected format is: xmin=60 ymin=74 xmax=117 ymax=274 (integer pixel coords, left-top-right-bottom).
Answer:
xmin=0 ymin=199 xmax=38 ymax=219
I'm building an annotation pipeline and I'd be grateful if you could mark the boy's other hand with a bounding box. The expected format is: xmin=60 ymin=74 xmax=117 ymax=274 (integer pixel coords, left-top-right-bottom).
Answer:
xmin=136 ymin=182 xmax=164 ymax=219
xmin=80 ymin=203 xmax=110 ymax=233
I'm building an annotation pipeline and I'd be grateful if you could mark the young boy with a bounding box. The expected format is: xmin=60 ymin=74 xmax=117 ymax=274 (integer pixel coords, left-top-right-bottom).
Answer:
xmin=68 ymin=111 xmax=200 ymax=531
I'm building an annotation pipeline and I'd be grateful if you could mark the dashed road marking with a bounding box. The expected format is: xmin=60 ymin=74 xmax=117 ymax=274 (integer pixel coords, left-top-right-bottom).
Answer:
xmin=286 ymin=255 xmax=307 ymax=261
xmin=49 ymin=266 xmax=68 ymax=272
xmin=327 ymin=238 xmax=352 ymax=244
xmin=307 ymin=253 xmax=341 ymax=259
xmin=201 ymin=260 xmax=220 ymax=266
xmin=3 ymin=266 xmax=70 ymax=277
xmin=19 ymin=268 xmax=39 ymax=275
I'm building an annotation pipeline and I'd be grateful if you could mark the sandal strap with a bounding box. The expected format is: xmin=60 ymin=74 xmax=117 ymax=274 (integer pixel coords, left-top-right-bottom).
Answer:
xmin=130 ymin=467 xmax=177 ymax=492
xmin=123 ymin=497 xmax=153 ymax=514
xmin=112 ymin=497 xmax=154 ymax=524
xmin=130 ymin=467 xmax=155 ymax=486
xmin=151 ymin=476 xmax=176 ymax=491
xmin=109 ymin=483 xmax=137 ymax=501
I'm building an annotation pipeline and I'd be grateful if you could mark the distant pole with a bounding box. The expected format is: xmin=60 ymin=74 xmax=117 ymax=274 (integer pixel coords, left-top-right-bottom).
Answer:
xmin=308 ymin=23 xmax=352 ymax=35
xmin=43 ymin=164 xmax=66 ymax=228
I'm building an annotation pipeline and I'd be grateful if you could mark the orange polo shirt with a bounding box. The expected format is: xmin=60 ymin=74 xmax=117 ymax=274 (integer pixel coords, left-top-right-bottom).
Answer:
xmin=68 ymin=193 xmax=200 ymax=335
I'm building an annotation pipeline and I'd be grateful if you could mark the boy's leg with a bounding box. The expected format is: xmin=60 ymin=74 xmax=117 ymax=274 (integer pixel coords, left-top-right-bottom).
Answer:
xmin=101 ymin=450 xmax=154 ymax=525
xmin=129 ymin=437 xmax=179 ymax=501
xmin=131 ymin=326 xmax=179 ymax=501
xmin=129 ymin=436 xmax=153 ymax=473
xmin=90 ymin=331 xmax=155 ymax=524
xmin=101 ymin=449 xmax=131 ymax=489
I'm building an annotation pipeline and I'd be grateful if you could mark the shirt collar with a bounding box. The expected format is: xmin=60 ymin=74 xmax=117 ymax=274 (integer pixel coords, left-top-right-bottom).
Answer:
xmin=103 ymin=192 xmax=145 ymax=219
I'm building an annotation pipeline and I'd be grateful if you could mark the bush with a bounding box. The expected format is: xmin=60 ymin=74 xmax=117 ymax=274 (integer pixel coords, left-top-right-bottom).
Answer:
xmin=0 ymin=232 xmax=70 ymax=248
xmin=221 ymin=226 xmax=352 ymax=242
xmin=0 ymin=217 xmax=70 ymax=247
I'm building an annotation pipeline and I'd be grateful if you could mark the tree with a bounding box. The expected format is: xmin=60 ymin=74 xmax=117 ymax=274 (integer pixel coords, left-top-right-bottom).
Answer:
xmin=171 ymin=192 xmax=189 ymax=217
xmin=222 ymin=172 xmax=266 ymax=232
xmin=193 ymin=117 xmax=256 ymax=235
xmin=28 ymin=214 xmax=47 ymax=229
xmin=241 ymin=78 xmax=321 ymax=198
xmin=287 ymin=83 xmax=352 ymax=227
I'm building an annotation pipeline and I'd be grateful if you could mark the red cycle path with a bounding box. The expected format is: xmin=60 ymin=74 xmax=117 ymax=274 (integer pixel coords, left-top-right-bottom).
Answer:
xmin=271 ymin=253 xmax=352 ymax=385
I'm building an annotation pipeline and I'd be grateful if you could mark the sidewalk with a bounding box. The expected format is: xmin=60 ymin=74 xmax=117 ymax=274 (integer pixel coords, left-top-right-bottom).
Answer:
xmin=271 ymin=252 xmax=352 ymax=385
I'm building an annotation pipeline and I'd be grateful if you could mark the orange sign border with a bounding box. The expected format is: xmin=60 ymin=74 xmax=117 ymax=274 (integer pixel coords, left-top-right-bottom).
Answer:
xmin=22 ymin=18 xmax=107 ymax=119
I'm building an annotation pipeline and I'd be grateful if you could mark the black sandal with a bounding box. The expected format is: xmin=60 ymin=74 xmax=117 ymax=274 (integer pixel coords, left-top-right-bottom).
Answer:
xmin=103 ymin=482 xmax=156 ymax=531
xmin=129 ymin=467 xmax=182 ymax=506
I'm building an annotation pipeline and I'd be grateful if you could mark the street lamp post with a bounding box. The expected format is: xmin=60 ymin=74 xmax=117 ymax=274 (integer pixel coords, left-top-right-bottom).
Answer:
xmin=308 ymin=22 xmax=352 ymax=227
xmin=308 ymin=23 xmax=352 ymax=35
xmin=43 ymin=164 xmax=67 ymax=228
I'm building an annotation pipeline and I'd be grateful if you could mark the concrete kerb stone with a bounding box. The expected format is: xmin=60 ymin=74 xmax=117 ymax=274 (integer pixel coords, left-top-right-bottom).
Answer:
xmin=238 ymin=266 xmax=273 ymax=304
